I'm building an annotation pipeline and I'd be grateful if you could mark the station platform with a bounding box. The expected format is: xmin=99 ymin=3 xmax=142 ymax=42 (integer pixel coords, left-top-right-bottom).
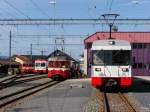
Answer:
xmin=6 ymin=78 xmax=95 ymax=112
xmin=134 ymin=76 xmax=150 ymax=83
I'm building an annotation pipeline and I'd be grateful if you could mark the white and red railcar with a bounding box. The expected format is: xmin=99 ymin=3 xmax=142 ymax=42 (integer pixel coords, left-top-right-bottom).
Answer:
xmin=47 ymin=57 xmax=71 ymax=80
xmin=34 ymin=59 xmax=48 ymax=74
xmin=91 ymin=39 xmax=132 ymax=88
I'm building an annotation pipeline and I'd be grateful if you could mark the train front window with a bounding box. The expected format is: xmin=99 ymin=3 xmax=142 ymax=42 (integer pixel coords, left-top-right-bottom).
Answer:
xmin=35 ymin=63 xmax=40 ymax=67
xmin=92 ymin=50 xmax=130 ymax=65
xmin=93 ymin=50 xmax=104 ymax=65
xmin=112 ymin=50 xmax=130 ymax=65
xmin=41 ymin=63 xmax=46 ymax=67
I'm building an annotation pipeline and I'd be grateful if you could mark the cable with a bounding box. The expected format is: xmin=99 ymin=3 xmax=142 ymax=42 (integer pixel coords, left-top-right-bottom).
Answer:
xmin=3 ymin=0 xmax=30 ymax=19
xmin=29 ymin=0 xmax=50 ymax=18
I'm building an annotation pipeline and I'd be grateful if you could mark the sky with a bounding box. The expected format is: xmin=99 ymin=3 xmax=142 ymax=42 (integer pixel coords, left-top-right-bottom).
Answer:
xmin=0 ymin=0 xmax=150 ymax=59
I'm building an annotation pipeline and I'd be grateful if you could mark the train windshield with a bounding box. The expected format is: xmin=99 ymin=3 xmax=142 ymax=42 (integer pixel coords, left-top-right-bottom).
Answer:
xmin=41 ymin=63 xmax=46 ymax=67
xmin=92 ymin=50 xmax=131 ymax=65
xmin=35 ymin=63 xmax=40 ymax=67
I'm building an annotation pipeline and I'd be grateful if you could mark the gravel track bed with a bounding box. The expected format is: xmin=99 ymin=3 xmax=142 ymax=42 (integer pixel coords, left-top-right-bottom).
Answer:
xmin=125 ymin=93 xmax=150 ymax=112
xmin=83 ymin=87 xmax=150 ymax=112
xmin=83 ymin=88 xmax=102 ymax=112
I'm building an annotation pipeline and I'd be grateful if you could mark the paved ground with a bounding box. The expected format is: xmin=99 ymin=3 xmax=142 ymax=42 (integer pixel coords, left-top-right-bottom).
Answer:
xmin=6 ymin=78 xmax=94 ymax=112
xmin=4 ymin=77 xmax=150 ymax=112
xmin=132 ymin=76 xmax=150 ymax=110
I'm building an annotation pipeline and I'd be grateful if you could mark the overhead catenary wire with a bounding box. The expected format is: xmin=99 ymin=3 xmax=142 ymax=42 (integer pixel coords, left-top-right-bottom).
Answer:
xmin=3 ymin=0 xmax=31 ymax=19
xmin=29 ymin=0 xmax=50 ymax=18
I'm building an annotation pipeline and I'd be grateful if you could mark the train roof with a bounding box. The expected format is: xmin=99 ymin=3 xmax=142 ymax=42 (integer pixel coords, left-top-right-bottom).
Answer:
xmin=47 ymin=50 xmax=77 ymax=62
xmin=92 ymin=39 xmax=131 ymax=50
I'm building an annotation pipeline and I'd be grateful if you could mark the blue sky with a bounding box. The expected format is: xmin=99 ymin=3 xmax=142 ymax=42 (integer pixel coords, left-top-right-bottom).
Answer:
xmin=0 ymin=0 xmax=150 ymax=59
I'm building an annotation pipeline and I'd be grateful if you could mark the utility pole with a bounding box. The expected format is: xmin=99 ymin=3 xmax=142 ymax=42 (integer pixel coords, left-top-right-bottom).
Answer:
xmin=30 ymin=44 xmax=32 ymax=60
xmin=9 ymin=31 xmax=12 ymax=58
xmin=40 ymin=50 xmax=47 ymax=58
xmin=8 ymin=30 xmax=12 ymax=75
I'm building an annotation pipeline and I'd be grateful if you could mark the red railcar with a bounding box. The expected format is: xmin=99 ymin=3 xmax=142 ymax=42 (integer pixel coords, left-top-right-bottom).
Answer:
xmin=47 ymin=58 xmax=71 ymax=80
xmin=21 ymin=63 xmax=34 ymax=74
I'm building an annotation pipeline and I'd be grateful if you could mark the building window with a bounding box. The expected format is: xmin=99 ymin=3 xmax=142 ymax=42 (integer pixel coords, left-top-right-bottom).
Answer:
xmin=148 ymin=44 xmax=150 ymax=48
xmin=132 ymin=63 xmax=137 ymax=69
xmin=132 ymin=43 xmax=150 ymax=49
xmin=143 ymin=44 xmax=147 ymax=49
xmin=138 ymin=43 xmax=143 ymax=49
xmin=132 ymin=43 xmax=138 ymax=49
xmin=138 ymin=63 xmax=142 ymax=69
xmin=87 ymin=43 xmax=92 ymax=49
xmin=137 ymin=63 xmax=146 ymax=69
xmin=133 ymin=57 xmax=135 ymax=63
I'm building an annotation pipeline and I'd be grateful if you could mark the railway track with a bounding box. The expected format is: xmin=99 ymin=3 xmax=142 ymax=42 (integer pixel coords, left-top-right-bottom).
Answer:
xmin=0 ymin=74 xmax=47 ymax=89
xmin=0 ymin=80 xmax=61 ymax=112
xmin=101 ymin=91 xmax=137 ymax=112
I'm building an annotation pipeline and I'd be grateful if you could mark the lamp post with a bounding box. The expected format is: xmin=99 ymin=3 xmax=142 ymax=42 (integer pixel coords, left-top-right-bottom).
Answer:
xmin=101 ymin=14 xmax=119 ymax=39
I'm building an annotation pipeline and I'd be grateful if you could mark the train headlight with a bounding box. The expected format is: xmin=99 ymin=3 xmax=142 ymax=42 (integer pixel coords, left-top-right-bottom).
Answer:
xmin=122 ymin=68 xmax=129 ymax=72
xmin=108 ymin=41 xmax=115 ymax=45
xmin=95 ymin=68 xmax=101 ymax=71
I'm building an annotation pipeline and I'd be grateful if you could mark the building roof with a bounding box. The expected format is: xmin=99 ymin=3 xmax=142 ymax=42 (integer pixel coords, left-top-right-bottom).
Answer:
xmin=47 ymin=50 xmax=77 ymax=62
xmin=0 ymin=59 xmax=20 ymax=65
xmin=15 ymin=55 xmax=31 ymax=62
xmin=12 ymin=55 xmax=47 ymax=62
xmin=84 ymin=32 xmax=150 ymax=43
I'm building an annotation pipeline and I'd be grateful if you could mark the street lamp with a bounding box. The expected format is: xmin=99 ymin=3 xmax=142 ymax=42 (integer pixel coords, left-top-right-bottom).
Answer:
xmin=101 ymin=14 xmax=119 ymax=39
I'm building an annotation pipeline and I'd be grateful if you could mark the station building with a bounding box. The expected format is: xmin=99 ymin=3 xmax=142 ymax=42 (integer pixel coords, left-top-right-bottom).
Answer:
xmin=84 ymin=32 xmax=150 ymax=76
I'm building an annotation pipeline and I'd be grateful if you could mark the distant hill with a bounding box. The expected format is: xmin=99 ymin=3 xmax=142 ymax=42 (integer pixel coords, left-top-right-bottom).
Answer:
xmin=0 ymin=56 xmax=9 ymax=59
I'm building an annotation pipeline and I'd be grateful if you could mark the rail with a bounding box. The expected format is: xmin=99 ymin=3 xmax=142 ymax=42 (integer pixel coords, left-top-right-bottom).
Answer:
xmin=102 ymin=92 xmax=136 ymax=112
xmin=0 ymin=74 xmax=47 ymax=89
xmin=0 ymin=80 xmax=61 ymax=111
